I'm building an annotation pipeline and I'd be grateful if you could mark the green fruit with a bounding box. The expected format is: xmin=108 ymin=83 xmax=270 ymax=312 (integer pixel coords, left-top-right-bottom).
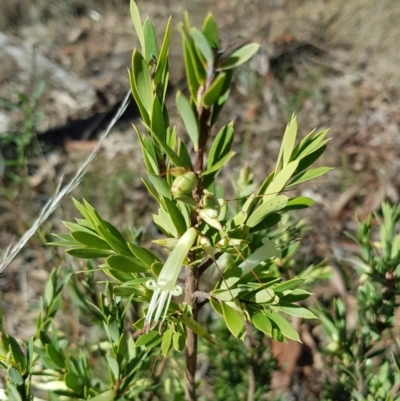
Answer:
xmin=171 ymin=171 xmax=197 ymax=197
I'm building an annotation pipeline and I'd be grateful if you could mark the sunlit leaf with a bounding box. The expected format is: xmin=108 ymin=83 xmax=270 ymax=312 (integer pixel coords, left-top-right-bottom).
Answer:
xmin=219 ymin=43 xmax=260 ymax=70
xmin=176 ymin=91 xmax=199 ymax=150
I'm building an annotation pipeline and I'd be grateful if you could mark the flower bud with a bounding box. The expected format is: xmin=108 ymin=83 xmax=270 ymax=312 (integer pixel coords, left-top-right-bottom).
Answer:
xmin=202 ymin=193 xmax=221 ymax=219
xmin=171 ymin=171 xmax=197 ymax=197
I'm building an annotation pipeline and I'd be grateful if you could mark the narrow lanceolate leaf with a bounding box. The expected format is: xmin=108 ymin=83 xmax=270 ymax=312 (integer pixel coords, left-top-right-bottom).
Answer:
xmin=202 ymin=73 xmax=226 ymax=108
xmin=251 ymin=312 xmax=272 ymax=336
xmin=89 ymin=389 xmax=117 ymax=401
xmin=130 ymin=0 xmax=145 ymax=51
xmin=66 ymin=248 xmax=114 ymax=259
xmin=176 ymin=91 xmax=199 ymax=150
xmin=161 ymin=328 xmax=173 ymax=356
xmin=148 ymin=173 xmax=172 ymax=199
xmin=132 ymin=50 xmax=153 ymax=114
xmin=247 ymin=195 xmax=288 ymax=228
xmin=151 ymin=96 xmax=166 ymax=143
xmin=273 ymin=278 xmax=304 ymax=292
xmin=106 ymin=255 xmax=148 ymax=273
xmin=202 ymin=13 xmax=219 ymax=48
xmin=200 ymin=151 xmax=236 ymax=176
xmin=283 ymin=197 xmax=314 ymax=211
xmin=219 ymin=43 xmax=260 ymax=71
xmin=266 ymin=310 xmax=301 ymax=342
xmin=70 ymin=231 xmax=110 ymax=249
xmin=202 ymin=122 xmax=234 ymax=188
xmin=264 ymin=160 xmax=299 ymax=202
xmin=155 ymin=17 xmax=172 ymax=85
xmin=143 ymin=18 xmax=158 ymax=62
xmin=276 ymin=115 xmax=297 ymax=173
xmin=191 ymin=27 xmax=214 ymax=64
xmin=181 ymin=313 xmax=219 ymax=346
xmin=181 ymin=33 xmax=200 ymax=99
xmin=277 ymin=303 xmax=317 ymax=319
xmin=239 ymin=238 xmax=280 ymax=278
xmin=221 ymin=302 xmax=245 ymax=338
xmin=289 ymin=166 xmax=332 ymax=187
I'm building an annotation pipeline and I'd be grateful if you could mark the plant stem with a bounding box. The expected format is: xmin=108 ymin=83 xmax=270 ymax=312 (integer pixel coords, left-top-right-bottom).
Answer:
xmin=184 ymin=264 xmax=200 ymax=401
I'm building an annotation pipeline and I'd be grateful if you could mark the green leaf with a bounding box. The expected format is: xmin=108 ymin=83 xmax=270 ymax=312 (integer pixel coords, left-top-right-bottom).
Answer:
xmin=63 ymin=221 xmax=96 ymax=235
xmin=132 ymin=50 xmax=153 ymax=114
xmin=181 ymin=32 xmax=200 ymax=99
xmin=273 ymin=278 xmax=304 ymax=292
xmin=181 ymin=313 xmax=219 ymax=346
xmin=263 ymin=160 xmax=299 ymax=202
xmin=221 ymin=302 xmax=245 ymax=338
xmin=202 ymin=13 xmax=219 ymax=48
xmin=8 ymin=366 xmax=23 ymax=386
xmin=128 ymin=243 xmax=160 ymax=267
xmin=251 ymin=312 xmax=272 ymax=336
xmin=65 ymin=372 xmax=82 ymax=392
xmin=203 ymin=122 xmax=234 ymax=188
xmin=46 ymin=344 xmax=65 ymax=369
xmin=97 ymin=224 xmax=131 ymax=256
xmin=154 ymin=209 xmax=178 ymax=237
xmin=7 ymin=383 xmax=22 ymax=401
xmin=148 ymin=173 xmax=172 ymax=199
xmin=280 ymin=289 xmax=311 ymax=303
xmin=266 ymin=310 xmax=301 ymax=342
xmin=201 ymin=150 xmax=235 ymax=177
xmin=155 ymin=17 xmax=172 ymax=85
xmin=289 ymin=167 xmax=332 ymax=187
xmin=276 ymin=115 xmax=297 ymax=172
xmin=135 ymin=330 xmax=159 ymax=347
xmin=66 ymin=248 xmax=114 ymax=259
xmin=172 ymin=330 xmax=186 ymax=352
xmin=143 ymin=18 xmax=158 ymax=62
xmin=191 ymin=27 xmax=214 ymax=64
xmin=141 ymin=120 xmax=186 ymax=167
xmin=89 ymin=389 xmax=117 ymax=401
xmin=177 ymin=140 xmax=193 ymax=169
xmin=247 ymin=195 xmax=288 ymax=228
xmin=252 ymin=288 xmax=275 ymax=303
xmin=219 ymin=43 xmax=260 ymax=70
xmin=176 ymin=91 xmax=199 ymax=150
xmin=106 ymin=354 xmax=120 ymax=379
xmin=277 ymin=303 xmax=317 ymax=319
xmin=163 ymin=197 xmax=188 ymax=236
xmin=210 ymin=69 xmax=233 ymax=126
xmin=130 ymin=0 xmax=145 ymax=51
xmin=203 ymin=73 xmax=226 ymax=107
xmin=129 ymin=68 xmax=149 ymax=124
xmin=283 ymin=197 xmax=314 ymax=211
xmin=239 ymin=238 xmax=279 ymax=278
xmin=9 ymin=336 xmax=26 ymax=372
xmin=161 ymin=328 xmax=173 ymax=356
xmin=70 ymin=231 xmax=110 ymax=249
xmin=151 ymin=96 xmax=166 ymax=143
xmin=106 ymin=255 xmax=148 ymax=273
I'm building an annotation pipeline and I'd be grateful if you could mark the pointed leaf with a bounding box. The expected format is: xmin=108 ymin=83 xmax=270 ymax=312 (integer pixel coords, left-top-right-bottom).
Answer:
xmin=70 ymin=231 xmax=110 ymax=249
xmin=143 ymin=18 xmax=158 ymax=62
xmin=247 ymin=195 xmax=288 ymax=228
xmin=130 ymin=0 xmax=145 ymax=51
xmin=221 ymin=302 xmax=245 ymax=338
xmin=202 ymin=13 xmax=219 ymax=48
xmin=266 ymin=310 xmax=301 ymax=342
xmin=219 ymin=43 xmax=260 ymax=70
xmin=106 ymin=255 xmax=148 ymax=273
xmin=191 ymin=27 xmax=214 ymax=64
xmin=203 ymin=73 xmax=226 ymax=107
xmin=176 ymin=91 xmax=199 ymax=150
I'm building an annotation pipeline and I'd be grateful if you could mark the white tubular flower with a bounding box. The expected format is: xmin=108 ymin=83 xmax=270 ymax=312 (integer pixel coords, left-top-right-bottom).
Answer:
xmin=144 ymin=227 xmax=198 ymax=331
